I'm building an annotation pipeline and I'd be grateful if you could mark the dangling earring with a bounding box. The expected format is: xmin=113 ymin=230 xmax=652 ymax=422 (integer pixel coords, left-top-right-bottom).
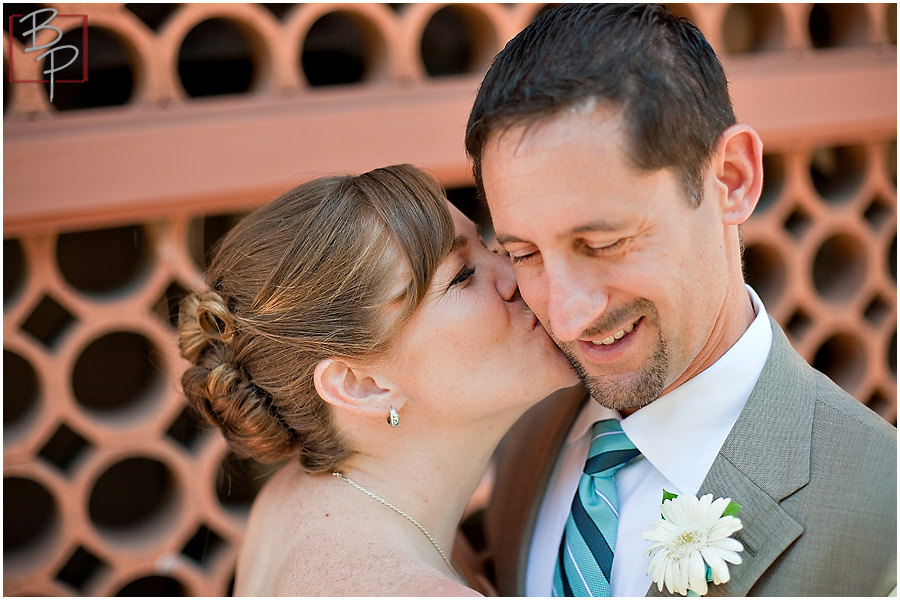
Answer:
xmin=386 ymin=407 xmax=400 ymax=428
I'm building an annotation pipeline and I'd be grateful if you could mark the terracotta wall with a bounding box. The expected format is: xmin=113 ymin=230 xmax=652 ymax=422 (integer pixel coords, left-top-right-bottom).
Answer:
xmin=3 ymin=3 xmax=896 ymax=596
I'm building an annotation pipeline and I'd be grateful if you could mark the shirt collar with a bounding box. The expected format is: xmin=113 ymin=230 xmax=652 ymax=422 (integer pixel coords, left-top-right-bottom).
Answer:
xmin=569 ymin=286 xmax=772 ymax=495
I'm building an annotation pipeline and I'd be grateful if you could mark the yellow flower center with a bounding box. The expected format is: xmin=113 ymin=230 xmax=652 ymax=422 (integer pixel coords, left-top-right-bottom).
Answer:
xmin=667 ymin=528 xmax=707 ymax=559
xmin=677 ymin=531 xmax=697 ymax=545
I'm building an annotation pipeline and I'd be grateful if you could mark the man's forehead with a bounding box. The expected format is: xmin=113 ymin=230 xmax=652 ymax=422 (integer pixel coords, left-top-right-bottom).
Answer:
xmin=484 ymin=100 xmax=626 ymax=156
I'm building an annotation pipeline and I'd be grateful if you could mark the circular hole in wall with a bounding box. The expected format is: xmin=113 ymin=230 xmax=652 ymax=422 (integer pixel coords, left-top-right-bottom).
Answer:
xmin=722 ymin=3 xmax=786 ymax=54
xmin=809 ymin=145 xmax=867 ymax=203
xmin=4 ymin=350 xmax=39 ymax=436
xmin=72 ymin=331 xmax=163 ymax=418
xmin=178 ymin=18 xmax=256 ymax=97
xmin=4 ymin=476 xmax=58 ymax=557
xmin=757 ymin=153 xmax=786 ymax=213
xmin=57 ymin=225 xmax=150 ymax=297
xmin=742 ymin=242 xmax=787 ymax=307
xmin=421 ymin=5 xmax=495 ymax=77
xmin=116 ymin=574 xmax=187 ymax=596
xmin=89 ymin=457 xmax=177 ymax=536
xmin=809 ymin=3 xmax=872 ymax=48
xmin=301 ymin=11 xmax=381 ymax=86
xmin=811 ymin=232 xmax=867 ymax=304
xmin=4 ymin=238 xmax=26 ymax=307
xmin=813 ymin=332 xmax=867 ymax=393
xmin=43 ymin=26 xmax=135 ymax=111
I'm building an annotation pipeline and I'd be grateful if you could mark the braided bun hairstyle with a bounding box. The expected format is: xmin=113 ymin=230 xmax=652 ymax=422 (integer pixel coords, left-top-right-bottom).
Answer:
xmin=178 ymin=165 xmax=454 ymax=472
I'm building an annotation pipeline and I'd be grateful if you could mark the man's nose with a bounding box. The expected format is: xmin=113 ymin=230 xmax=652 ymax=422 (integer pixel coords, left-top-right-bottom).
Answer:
xmin=490 ymin=249 xmax=518 ymax=301
xmin=546 ymin=268 xmax=609 ymax=342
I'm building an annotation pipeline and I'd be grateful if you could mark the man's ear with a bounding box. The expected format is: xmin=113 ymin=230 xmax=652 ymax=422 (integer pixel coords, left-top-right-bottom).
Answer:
xmin=714 ymin=124 xmax=764 ymax=226
xmin=313 ymin=358 xmax=403 ymax=418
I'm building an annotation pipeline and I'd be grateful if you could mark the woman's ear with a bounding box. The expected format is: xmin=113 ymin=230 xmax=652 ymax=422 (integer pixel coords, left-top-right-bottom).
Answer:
xmin=714 ymin=124 xmax=764 ymax=226
xmin=313 ymin=358 xmax=404 ymax=418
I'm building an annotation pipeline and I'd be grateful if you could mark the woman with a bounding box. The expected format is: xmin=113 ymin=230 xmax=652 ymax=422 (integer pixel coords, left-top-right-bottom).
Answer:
xmin=178 ymin=164 xmax=577 ymax=595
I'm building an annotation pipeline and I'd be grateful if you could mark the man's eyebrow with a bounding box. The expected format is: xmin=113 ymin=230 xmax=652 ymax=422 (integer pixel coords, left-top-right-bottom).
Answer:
xmin=570 ymin=219 xmax=624 ymax=234
xmin=495 ymin=233 xmax=527 ymax=246
xmin=495 ymin=220 xmax=625 ymax=247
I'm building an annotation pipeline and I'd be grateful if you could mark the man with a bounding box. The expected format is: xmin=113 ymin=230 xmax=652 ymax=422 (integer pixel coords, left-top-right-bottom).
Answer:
xmin=464 ymin=4 xmax=896 ymax=596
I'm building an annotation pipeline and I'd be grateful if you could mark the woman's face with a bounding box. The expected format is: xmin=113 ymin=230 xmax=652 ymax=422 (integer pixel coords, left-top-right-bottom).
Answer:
xmin=384 ymin=203 xmax=578 ymax=423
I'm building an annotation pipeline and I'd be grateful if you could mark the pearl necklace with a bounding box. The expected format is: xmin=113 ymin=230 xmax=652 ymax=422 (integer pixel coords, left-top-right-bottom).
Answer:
xmin=332 ymin=471 xmax=459 ymax=578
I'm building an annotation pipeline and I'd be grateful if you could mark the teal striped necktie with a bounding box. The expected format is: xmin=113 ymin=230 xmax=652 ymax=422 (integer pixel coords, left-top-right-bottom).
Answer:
xmin=553 ymin=419 xmax=640 ymax=596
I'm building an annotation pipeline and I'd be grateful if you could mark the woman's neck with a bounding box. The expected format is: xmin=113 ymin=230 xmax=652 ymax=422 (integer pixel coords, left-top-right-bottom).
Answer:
xmin=335 ymin=409 xmax=519 ymax=573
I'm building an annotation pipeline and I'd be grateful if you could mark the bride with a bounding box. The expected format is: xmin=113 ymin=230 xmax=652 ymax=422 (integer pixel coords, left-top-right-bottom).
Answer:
xmin=177 ymin=164 xmax=578 ymax=595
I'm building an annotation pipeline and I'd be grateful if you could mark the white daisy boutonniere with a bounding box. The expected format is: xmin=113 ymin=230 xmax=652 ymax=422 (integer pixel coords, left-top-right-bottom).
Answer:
xmin=641 ymin=491 xmax=744 ymax=596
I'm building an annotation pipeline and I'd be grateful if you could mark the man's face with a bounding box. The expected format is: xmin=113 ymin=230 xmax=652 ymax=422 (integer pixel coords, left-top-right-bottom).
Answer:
xmin=481 ymin=105 xmax=733 ymax=412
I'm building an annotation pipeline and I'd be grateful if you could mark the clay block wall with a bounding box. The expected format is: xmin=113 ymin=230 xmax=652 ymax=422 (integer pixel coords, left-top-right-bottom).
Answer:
xmin=4 ymin=3 xmax=896 ymax=596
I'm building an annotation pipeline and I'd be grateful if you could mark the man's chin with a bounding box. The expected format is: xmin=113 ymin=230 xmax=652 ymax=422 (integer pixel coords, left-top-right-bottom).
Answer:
xmin=565 ymin=347 xmax=669 ymax=413
xmin=581 ymin=374 xmax=662 ymax=412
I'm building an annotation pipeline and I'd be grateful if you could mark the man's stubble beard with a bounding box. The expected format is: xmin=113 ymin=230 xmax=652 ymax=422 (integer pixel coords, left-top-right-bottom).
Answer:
xmin=554 ymin=303 xmax=670 ymax=412
xmin=564 ymin=338 xmax=669 ymax=411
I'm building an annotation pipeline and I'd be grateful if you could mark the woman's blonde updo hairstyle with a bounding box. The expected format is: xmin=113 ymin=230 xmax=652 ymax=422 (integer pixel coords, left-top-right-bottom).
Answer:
xmin=178 ymin=165 xmax=454 ymax=472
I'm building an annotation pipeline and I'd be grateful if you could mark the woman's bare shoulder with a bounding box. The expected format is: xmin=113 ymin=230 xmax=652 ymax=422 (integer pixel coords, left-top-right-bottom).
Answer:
xmin=271 ymin=538 xmax=482 ymax=596
xmin=239 ymin=465 xmax=481 ymax=596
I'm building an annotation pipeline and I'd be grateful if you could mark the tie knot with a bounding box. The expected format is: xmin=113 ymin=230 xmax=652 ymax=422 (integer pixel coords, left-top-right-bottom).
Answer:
xmin=584 ymin=419 xmax=640 ymax=477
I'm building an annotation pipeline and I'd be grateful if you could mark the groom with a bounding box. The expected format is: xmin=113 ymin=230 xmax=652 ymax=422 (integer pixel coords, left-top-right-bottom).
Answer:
xmin=464 ymin=4 xmax=896 ymax=596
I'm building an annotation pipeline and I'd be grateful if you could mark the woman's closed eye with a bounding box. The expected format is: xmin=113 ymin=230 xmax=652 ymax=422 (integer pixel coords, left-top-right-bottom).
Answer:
xmin=448 ymin=265 xmax=476 ymax=288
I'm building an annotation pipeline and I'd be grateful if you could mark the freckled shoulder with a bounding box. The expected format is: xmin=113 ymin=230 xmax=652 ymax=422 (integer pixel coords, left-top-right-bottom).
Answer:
xmin=236 ymin=462 xmax=482 ymax=596
xmin=272 ymin=537 xmax=483 ymax=596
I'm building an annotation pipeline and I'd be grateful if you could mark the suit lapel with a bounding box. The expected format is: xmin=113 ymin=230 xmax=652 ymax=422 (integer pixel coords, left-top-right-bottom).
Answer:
xmin=647 ymin=319 xmax=813 ymax=596
xmin=488 ymin=384 xmax=588 ymax=595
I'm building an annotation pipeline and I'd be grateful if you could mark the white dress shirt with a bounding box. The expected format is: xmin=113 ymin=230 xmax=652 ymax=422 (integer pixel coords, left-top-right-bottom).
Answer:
xmin=525 ymin=286 xmax=773 ymax=597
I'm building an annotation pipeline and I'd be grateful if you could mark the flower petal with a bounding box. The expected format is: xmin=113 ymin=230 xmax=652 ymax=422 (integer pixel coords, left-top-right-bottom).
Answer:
xmin=710 ymin=546 xmax=743 ymax=565
xmin=674 ymin=558 xmax=691 ymax=596
xmin=701 ymin=547 xmax=731 ymax=585
xmin=664 ymin=556 xmax=681 ymax=595
xmin=648 ymin=549 xmax=668 ymax=583
xmin=643 ymin=518 xmax=679 ymax=541
xmin=688 ymin=551 xmax=708 ymax=596
xmin=655 ymin=562 xmax=667 ymax=593
xmin=662 ymin=497 xmax=682 ymax=524
xmin=710 ymin=536 xmax=744 ymax=554
xmin=646 ymin=542 xmax=665 ymax=554
xmin=707 ymin=516 xmax=742 ymax=541
xmin=708 ymin=496 xmax=730 ymax=518
xmin=648 ymin=492 xmax=746 ymax=595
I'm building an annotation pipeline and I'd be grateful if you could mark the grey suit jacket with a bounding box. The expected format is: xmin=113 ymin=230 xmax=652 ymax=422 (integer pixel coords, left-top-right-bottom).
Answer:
xmin=483 ymin=318 xmax=897 ymax=596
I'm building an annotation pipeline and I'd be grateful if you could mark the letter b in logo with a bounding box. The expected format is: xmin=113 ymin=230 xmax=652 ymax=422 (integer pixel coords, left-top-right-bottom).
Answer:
xmin=9 ymin=9 xmax=88 ymax=103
